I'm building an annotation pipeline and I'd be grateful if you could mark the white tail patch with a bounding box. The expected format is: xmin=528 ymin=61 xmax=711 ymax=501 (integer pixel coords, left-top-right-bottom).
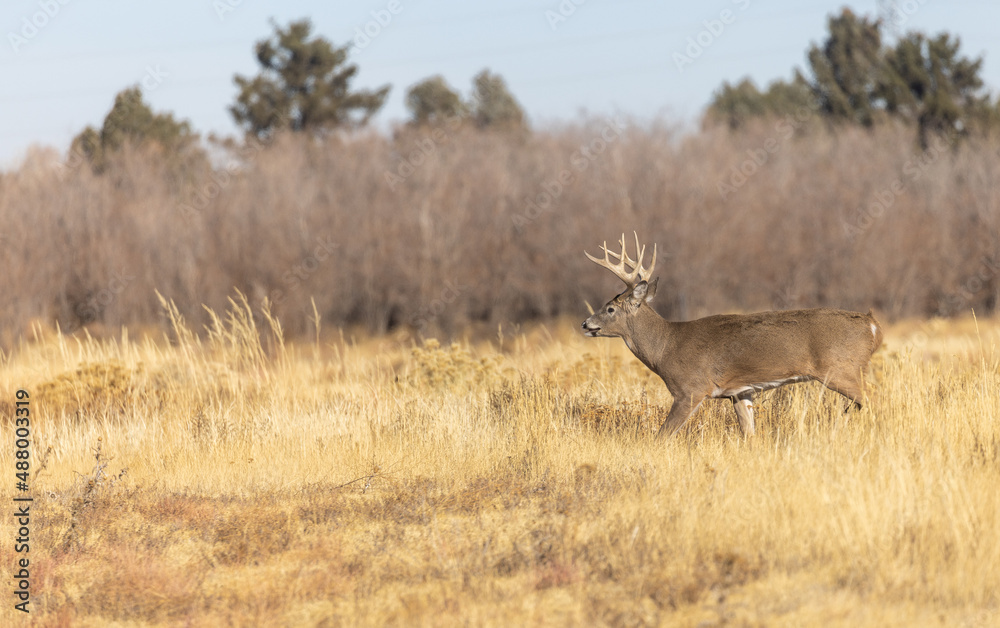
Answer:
xmin=871 ymin=323 xmax=878 ymax=338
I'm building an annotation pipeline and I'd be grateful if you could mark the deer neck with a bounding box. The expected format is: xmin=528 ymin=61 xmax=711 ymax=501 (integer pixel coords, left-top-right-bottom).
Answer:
xmin=621 ymin=305 xmax=672 ymax=372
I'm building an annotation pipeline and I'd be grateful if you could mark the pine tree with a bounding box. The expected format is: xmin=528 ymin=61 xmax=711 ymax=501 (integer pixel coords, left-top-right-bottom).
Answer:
xmin=71 ymin=86 xmax=199 ymax=174
xmin=879 ymin=32 xmax=989 ymax=145
xmin=805 ymin=9 xmax=883 ymax=126
xmin=707 ymin=75 xmax=813 ymax=129
xmin=704 ymin=7 xmax=998 ymax=143
xmin=405 ymin=76 xmax=468 ymax=126
xmin=470 ymin=69 xmax=526 ymax=130
xmin=230 ymin=19 xmax=389 ymax=139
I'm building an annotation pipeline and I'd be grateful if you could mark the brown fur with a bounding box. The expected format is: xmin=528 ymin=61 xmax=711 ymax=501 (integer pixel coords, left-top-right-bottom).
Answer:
xmin=582 ymin=281 xmax=883 ymax=439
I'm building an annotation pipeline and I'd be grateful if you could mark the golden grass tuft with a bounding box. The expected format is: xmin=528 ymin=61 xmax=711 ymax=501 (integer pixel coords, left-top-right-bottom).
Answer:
xmin=409 ymin=338 xmax=508 ymax=390
xmin=36 ymin=360 xmax=141 ymax=418
xmin=1 ymin=301 xmax=999 ymax=625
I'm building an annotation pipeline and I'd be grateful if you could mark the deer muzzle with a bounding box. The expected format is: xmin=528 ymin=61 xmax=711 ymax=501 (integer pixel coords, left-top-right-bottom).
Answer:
xmin=581 ymin=318 xmax=601 ymax=337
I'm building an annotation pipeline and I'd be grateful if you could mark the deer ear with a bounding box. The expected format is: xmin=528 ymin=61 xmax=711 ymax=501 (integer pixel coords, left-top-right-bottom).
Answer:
xmin=630 ymin=280 xmax=649 ymax=305
xmin=644 ymin=278 xmax=658 ymax=302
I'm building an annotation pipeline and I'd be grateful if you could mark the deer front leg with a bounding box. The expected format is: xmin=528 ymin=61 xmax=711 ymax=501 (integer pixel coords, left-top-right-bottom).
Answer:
xmin=731 ymin=393 xmax=755 ymax=437
xmin=655 ymin=394 xmax=705 ymax=440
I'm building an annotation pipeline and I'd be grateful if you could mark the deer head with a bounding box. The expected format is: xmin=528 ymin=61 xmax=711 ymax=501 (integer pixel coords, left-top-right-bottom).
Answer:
xmin=581 ymin=232 xmax=658 ymax=338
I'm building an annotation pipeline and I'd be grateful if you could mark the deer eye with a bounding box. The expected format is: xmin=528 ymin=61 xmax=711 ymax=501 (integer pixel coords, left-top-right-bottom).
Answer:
xmin=606 ymin=306 xmax=616 ymax=314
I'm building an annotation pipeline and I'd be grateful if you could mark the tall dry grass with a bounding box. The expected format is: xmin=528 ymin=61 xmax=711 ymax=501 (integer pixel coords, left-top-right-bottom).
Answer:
xmin=1 ymin=120 xmax=999 ymax=348
xmin=0 ymin=299 xmax=998 ymax=626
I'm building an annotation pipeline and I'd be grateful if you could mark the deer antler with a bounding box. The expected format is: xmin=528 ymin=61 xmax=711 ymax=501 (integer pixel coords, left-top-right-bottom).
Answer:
xmin=585 ymin=232 xmax=657 ymax=288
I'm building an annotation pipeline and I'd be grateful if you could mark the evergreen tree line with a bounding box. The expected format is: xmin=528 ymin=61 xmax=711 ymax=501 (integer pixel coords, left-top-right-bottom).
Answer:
xmin=70 ymin=11 xmax=998 ymax=175
xmin=71 ymin=18 xmax=527 ymax=176
xmin=706 ymin=9 xmax=999 ymax=147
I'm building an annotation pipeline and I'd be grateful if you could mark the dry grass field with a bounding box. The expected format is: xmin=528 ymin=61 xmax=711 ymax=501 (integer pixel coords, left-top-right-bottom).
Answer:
xmin=1 ymin=298 xmax=999 ymax=626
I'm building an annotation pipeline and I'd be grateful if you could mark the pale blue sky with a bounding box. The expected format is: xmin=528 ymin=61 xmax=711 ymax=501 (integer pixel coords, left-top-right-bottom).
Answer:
xmin=3 ymin=0 xmax=999 ymax=166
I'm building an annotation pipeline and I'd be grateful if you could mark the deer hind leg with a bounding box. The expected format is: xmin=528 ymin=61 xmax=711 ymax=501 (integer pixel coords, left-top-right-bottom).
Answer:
xmin=655 ymin=394 xmax=705 ymax=440
xmin=731 ymin=393 xmax=755 ymax=437
xmin=823 ymin=373 xmax=864 ymax=413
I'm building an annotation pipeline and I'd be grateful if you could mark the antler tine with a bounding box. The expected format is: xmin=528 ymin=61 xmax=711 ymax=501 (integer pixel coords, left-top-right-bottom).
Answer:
xmin=635 ymin=231 xmax=656 ymax=282
xmin=642 ymin=242 xmax=657 ymax=282
xmin=631 ymin=232 xmax=645 ymax=272
xmin=585 ymin=232 xmax=656 ymax=288
xmin=584 ymin=240 xmax=614 ymax=270
xmin=605 ymin=233 xmax=637 ymax=267
xmin=585 ymin=238 xmax=629 ymax=286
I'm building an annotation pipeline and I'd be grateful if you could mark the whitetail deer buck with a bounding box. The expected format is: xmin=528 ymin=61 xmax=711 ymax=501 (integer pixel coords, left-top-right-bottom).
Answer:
xmin=582 ymin=233 xmax=883 ymax=439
